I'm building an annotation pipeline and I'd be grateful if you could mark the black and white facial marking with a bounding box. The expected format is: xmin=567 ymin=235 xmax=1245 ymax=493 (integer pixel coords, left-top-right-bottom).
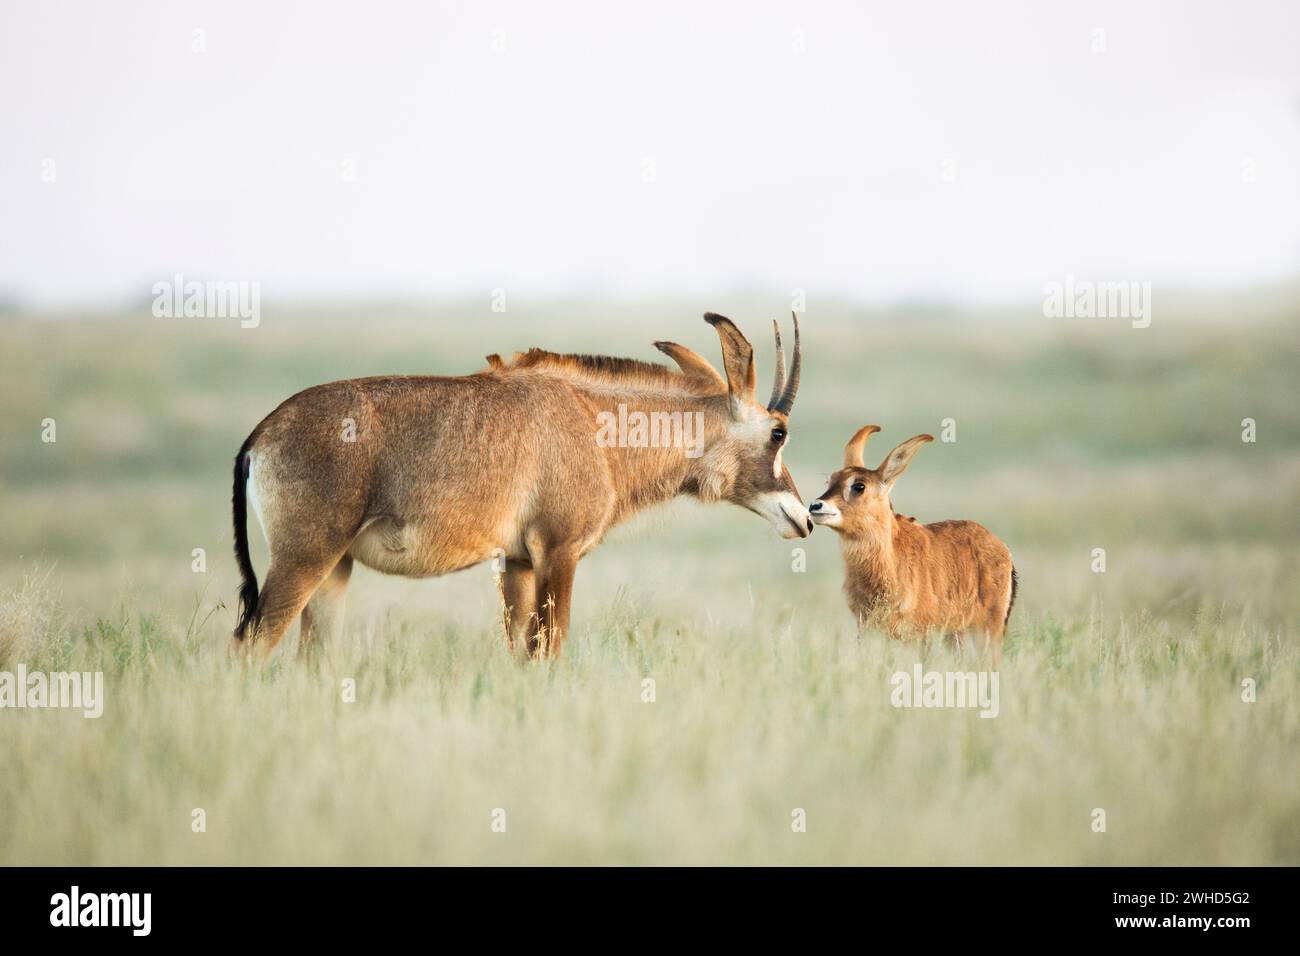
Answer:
xmin=808 ymin=469 xmax=883 ymax=530
xmin=727 ymin=407 xmax=811 ymax=538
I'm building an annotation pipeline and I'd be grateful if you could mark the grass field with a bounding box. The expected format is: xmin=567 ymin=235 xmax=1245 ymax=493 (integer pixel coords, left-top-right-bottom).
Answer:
xmin=1 ymin=292 xmax=1298 ymax=865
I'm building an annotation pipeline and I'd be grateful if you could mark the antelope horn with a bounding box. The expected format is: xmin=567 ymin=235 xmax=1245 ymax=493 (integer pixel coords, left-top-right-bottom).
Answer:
xmin=771 ymin=312 xmax=802 ymax=415
xmin=766 ymin=320 xmax=786 ymax=410
xmin=844 ymin=424 xmax=881 ymax=468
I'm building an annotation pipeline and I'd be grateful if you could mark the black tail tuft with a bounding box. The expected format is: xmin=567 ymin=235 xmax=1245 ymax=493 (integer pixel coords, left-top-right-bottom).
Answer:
xmin=1004 ymin=566 xmax=1019 ymax=629
xmin=232 ymin=435 xmax=259 ymax=640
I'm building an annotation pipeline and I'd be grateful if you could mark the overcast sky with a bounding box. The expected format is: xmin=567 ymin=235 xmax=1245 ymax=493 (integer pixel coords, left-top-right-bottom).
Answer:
xmin=2 ymin=0 xmax=1297 ymax=308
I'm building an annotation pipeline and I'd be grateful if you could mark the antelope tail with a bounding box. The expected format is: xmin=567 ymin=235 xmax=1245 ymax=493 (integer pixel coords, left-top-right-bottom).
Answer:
xmin=231 ymin=435 xmax=260 ymax=640
xmin=1005 ymin=566 xmax=1019 ymax=629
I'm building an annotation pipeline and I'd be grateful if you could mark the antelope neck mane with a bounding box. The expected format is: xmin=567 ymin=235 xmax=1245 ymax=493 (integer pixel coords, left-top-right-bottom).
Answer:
xmin=500 ymin=348 xmax=721 ymax=397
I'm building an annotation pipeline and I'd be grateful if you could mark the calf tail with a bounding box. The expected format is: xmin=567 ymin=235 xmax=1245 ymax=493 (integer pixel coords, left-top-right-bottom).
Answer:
xmin=1004 ymin=566 xmax=1019 ymax=629
xmin=232 ymin=435 xmax=259 ymax=640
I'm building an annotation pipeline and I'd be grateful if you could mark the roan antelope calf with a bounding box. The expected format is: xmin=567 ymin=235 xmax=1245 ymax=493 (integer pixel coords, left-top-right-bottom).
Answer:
xmin=231 ymin=313 xmax=812 ymax=661
xmin=808 ymin=426 xmax=1016 ymax=645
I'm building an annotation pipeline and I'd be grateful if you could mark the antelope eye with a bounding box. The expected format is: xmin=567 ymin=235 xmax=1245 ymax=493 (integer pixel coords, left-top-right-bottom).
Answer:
xmin=851 ymin=482 xmax=866 ymax=494
xmin=770 ymin=427 xmax=786 ymax=444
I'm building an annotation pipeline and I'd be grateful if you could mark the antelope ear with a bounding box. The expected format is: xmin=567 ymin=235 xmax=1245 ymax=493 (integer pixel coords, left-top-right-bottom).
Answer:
xmin=654 ymin=341 xmax=727 ymax=390
xmin=878 ymin=434 xmax=934 ymax=487
xmin=703 ymin=313 xmax=756 ymax=417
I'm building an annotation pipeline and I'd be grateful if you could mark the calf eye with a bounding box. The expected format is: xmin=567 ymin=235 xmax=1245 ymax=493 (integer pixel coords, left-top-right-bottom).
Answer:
xmin=770 ymin=427 xmax=786 ymax=444
xmin=851 ymin=482 xmax=866 ymax=494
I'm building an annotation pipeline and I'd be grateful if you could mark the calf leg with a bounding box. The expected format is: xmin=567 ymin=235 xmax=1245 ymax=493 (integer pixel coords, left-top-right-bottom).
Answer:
xmin=955 ymin=629 xmax=998 ymax=664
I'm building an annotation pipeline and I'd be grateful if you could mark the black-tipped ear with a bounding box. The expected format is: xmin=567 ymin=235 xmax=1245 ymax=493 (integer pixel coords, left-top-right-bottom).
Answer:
xmin=703 ymin=313 xmax=756 ymax=415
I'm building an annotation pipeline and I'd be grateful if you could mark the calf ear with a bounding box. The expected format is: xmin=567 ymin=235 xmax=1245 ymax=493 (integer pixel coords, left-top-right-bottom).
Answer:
xmin=703 ymin=313 xmax=756 ymax=417
xmin=878 ymin=434 xmax=934 ymax=488
xmin=654 ymin=341 xmax=728 ymax=390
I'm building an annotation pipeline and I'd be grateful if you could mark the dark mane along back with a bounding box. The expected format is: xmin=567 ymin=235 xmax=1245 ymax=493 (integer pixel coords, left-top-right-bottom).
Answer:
xmin=498 ymin=348 xmax=719 ymax=393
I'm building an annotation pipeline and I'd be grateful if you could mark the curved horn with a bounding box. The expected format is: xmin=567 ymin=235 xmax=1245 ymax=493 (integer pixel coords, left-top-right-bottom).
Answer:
xmin=844 ymin=424 xmax=881 ymax=468
xmin=772 ymin=312 xmax=802 ymax=415
xmin=766 ymin=319 xmax=786 ymax=410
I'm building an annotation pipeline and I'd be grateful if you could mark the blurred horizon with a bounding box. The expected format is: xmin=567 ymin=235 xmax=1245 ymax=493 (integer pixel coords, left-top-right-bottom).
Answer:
xmin=3 ymin=276 xmax=1298 ymax=323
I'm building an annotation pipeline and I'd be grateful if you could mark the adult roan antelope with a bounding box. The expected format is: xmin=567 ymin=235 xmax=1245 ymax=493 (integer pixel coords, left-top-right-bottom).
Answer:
xmin=231 ymin=313 xmax=812 ymax=660
xmin=808 ymin=426 xmax=1017 ymax=649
